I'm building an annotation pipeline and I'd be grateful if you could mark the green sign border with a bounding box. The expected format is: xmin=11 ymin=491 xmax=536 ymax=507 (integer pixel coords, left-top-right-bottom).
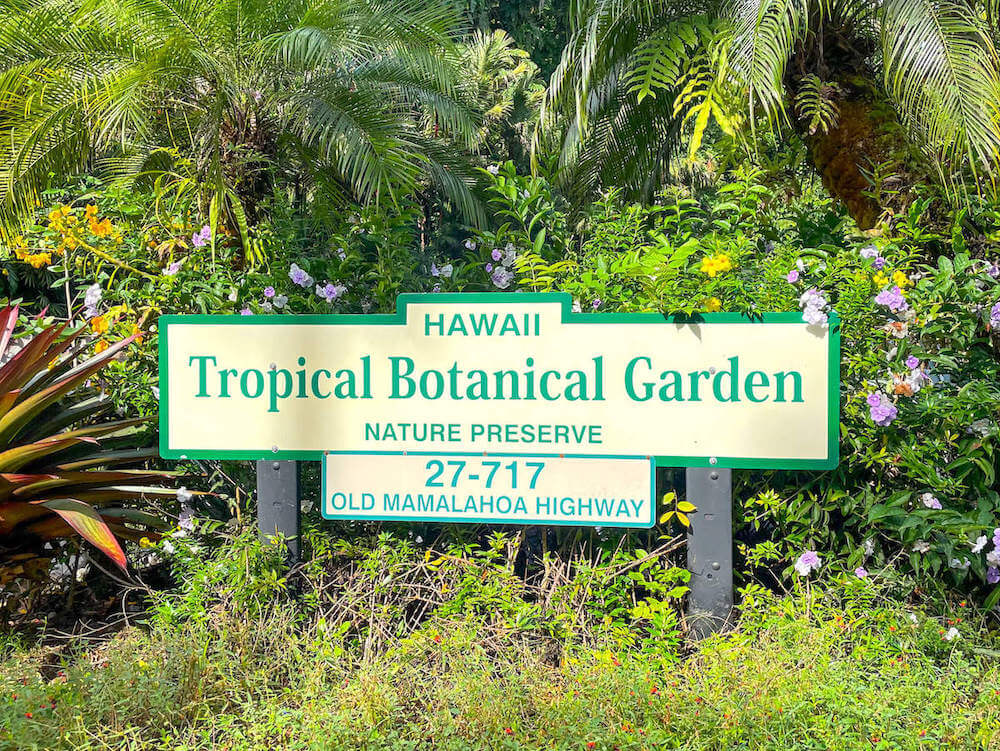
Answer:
xmin=159 ymin=291 xmax=841 ymax=470
xmin=320 ymin=451 xmax=657 ymax=528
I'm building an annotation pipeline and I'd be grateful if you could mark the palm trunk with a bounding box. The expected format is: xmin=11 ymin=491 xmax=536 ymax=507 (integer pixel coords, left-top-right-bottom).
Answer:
xmin=803 ymin=96 xmax=887 ymax=230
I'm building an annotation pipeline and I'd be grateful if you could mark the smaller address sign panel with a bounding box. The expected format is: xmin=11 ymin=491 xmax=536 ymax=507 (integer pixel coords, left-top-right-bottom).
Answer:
xmin=321 ymin=452 xmax=655 ymax=527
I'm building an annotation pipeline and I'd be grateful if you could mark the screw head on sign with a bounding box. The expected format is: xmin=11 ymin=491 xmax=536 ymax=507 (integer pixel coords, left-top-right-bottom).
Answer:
xmin=709 ymin=457 xmax=718 ymax=465
xmin=272 ymin=445 xmax=279 ymax=453
xmin=269 ymin=362 xmax=277 ymax=371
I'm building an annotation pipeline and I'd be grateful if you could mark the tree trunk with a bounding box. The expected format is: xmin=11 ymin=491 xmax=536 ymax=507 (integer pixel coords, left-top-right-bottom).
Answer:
xmin=803 ymin=96 xmax=887 ymax=230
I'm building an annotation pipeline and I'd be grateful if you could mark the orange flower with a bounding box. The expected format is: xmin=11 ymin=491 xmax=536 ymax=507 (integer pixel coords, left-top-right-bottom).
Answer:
xmin=85 ymin=204 xmax=98 ymax=219
xmin=94 ymin=340 xmax=109 ymax=354
xmin=89 ymin=217 xmax=114 ymax=238
xmin=90 ymin=315 xmax=109 ymax=335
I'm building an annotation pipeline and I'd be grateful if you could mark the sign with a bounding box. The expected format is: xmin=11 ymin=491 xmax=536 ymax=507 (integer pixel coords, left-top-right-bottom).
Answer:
xmin=321 ymin=452 xmax=655 ymax=527
xmin=159 ymin=292 xmax=839 ymax=469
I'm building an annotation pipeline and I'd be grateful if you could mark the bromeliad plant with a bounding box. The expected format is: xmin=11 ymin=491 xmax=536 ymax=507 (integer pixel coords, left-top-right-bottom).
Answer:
xmin=0 ymin=305 xmax=174 ymax=586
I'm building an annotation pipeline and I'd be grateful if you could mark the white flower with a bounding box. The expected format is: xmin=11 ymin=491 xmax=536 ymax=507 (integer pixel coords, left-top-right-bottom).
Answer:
xmin=987 ymin=549 xmax=1000 ymax=567
xmin=572 ymin=299 xmax=582 ymax=313
xmin=863 ymin=538 xmax=875 ymax=558
xmin=463 ymin=239 xmax=477 ymax=250
xmin=151 ymin=386 xmax=160 ymax=400
xmin=971 ymin=535 xmax=988 ymax=554
xmin=502 ymin=248 xmax=517 ymax=266
xmin=177 ymin=487 xmax=193 ymax=504
xmin=907 ymin=613 xmax=918 ymax=624
xmin=943 ymin=627 xmax=960 ymax=641
xmin=162 ymin=540 xmax=175 ymax=555
xmin=261 ymin=301 xmax=273 ymax=312
xmin=273 ymin=294 xmax=288 ymax=309
xmin=949 ymin=557 xmax=970 ymax=569
xmin=486 ymin=164 xmax=499 ymax=175
xmin=439 ymin=263 xmax=453 ymax=278
xmin=227 ymin=289 xmax=238 ymax=302
xmin=912 ymin=540 xmax=931 ymax=554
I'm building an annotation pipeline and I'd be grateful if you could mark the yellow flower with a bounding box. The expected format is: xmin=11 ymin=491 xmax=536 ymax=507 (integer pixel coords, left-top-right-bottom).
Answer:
xmin=892 ymin=270 xmax=911 ymax=288
xmin=88 ymin=217 xmax=114 ymax=238
xmin=704 ymin=297 xmax=722 ymax=312
xmin=90 ymin=315 xmax=109 ymax=335
xmin=94 ymin=339 xmax=110 ymax=354
xmin=85 ymin=204 xmax=98 ymax=219
xmin=700 ymin=254 xmax=732 ymax=278
xmin=25 ymin=252 xmax=52 ymax=268
xmin=873 ymin=271 xmax=889 ymax=287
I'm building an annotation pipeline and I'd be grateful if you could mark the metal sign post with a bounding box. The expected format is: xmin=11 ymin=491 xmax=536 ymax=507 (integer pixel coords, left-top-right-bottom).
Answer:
xmin=256 ymin=459 xmax=301 ymax=561
xmin=685 ymin=467 xmax=734 ymax=638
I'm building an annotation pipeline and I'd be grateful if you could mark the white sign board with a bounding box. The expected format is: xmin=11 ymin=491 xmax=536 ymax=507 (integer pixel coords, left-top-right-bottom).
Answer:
xmin=322 ymin=452 xmax=655 ymax=527
xmin=159 ymin=293 xmax=839 ymax=470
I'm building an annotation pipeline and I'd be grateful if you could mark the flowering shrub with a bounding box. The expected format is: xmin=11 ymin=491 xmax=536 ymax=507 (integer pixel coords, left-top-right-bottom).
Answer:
xmin=472 ymin=166 xmax=1000 ymax=603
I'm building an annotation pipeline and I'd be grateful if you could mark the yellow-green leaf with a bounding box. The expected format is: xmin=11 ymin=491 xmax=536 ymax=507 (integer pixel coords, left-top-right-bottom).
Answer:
xmin=677 ymin=501 xmax=696 ymax=512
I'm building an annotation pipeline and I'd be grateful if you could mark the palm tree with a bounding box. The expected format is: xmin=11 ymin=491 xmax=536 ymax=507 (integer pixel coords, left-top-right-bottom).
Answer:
xmin=541 ymin=0 xmax=1000 ymax=227
xmin=0 ymin=0 xmax=485 ymax=239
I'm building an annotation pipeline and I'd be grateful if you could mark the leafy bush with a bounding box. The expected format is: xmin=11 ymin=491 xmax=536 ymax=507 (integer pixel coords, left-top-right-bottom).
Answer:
xmin=0 ymin=305 xmax=176 ymax=613
xmin=471 ymin=162 xmax=1000 ymax=603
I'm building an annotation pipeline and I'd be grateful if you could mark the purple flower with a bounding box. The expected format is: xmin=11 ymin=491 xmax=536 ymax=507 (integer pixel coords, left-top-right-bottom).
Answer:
xmin=432 ymin=283 xmax=441 ymax=293
xmin=799 ymin=287 xmax=829 ymax=327
xmin=875 ymin=286 xmax=908 ymax=313
xmin=854 ymin=566 xmax=868 ymax=579
xmin=860 ymin=245 xmax=878 ymax=259
xmin=990 ymin=301 xmax=1000 ymax=328
xmin=988 ymin=260 xmax=1000 ymax=279
xmin=919 ymin=492 xmax=942 ymax=510
xmin=905 ymin=355 xmax=919 ymax=370
xmin=163 ymin=260 xmax=182 ymax=276
xmin=987 ymin=567 xmax=1000 ymax=585
xmin=491 ymin=266 xmax=513 ymax=289
xmin=430 ymin=263 xmax=440 ymax=277
xmin=873 ymin=256 xmax=886 ymax=270
xmin=794 ymin=550 xmax=821 ymax=576
xmin=289 ymin=263 xmax=312 ymax=287
xmin=316 ymin=282 xmax=346 ymax=303
xmin=867 ymin=392 xmax=898 ymax=427
xmin=592 ymin=298 xmax=601 ymax=310
xmin=337 ymin=247 xmax=347 ymax=260
xmin=786 ymin=269 xmax=800 ymax=283
xmin=485 ymin=263 xmax=493 ymax=272
xmin=240 ymin=307 xmax=252 ymax=316
xmin=491 ymin=248 xmax=502 ymax=262
xmin=263 ymin=286 xmax=275 ymax=298
xmin=191 ymin=224 xmax=211 ymax=248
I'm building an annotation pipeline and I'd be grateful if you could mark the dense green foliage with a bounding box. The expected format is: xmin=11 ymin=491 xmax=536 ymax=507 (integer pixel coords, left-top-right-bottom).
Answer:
xmin=1 ymin=2 xmax=1000 ymax=744
xmin=1 ymin=533 xmax=998 ymax=749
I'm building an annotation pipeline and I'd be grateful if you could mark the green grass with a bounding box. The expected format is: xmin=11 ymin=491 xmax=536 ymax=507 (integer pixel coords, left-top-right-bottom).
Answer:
xmin=2 ymin=581 xmax=999 ymax=750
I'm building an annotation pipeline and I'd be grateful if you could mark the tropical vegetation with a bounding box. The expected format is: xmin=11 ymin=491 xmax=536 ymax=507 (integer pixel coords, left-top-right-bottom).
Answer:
xmin=1 ymin=0 xmax=1000 ymax=747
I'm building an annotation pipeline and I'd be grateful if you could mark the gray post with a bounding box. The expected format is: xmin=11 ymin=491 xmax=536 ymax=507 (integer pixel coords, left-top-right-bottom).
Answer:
xmin=685 ymin=467 xmax=734 ymax=638
xmin=256 ymin=459 xmax=301 ymax=561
